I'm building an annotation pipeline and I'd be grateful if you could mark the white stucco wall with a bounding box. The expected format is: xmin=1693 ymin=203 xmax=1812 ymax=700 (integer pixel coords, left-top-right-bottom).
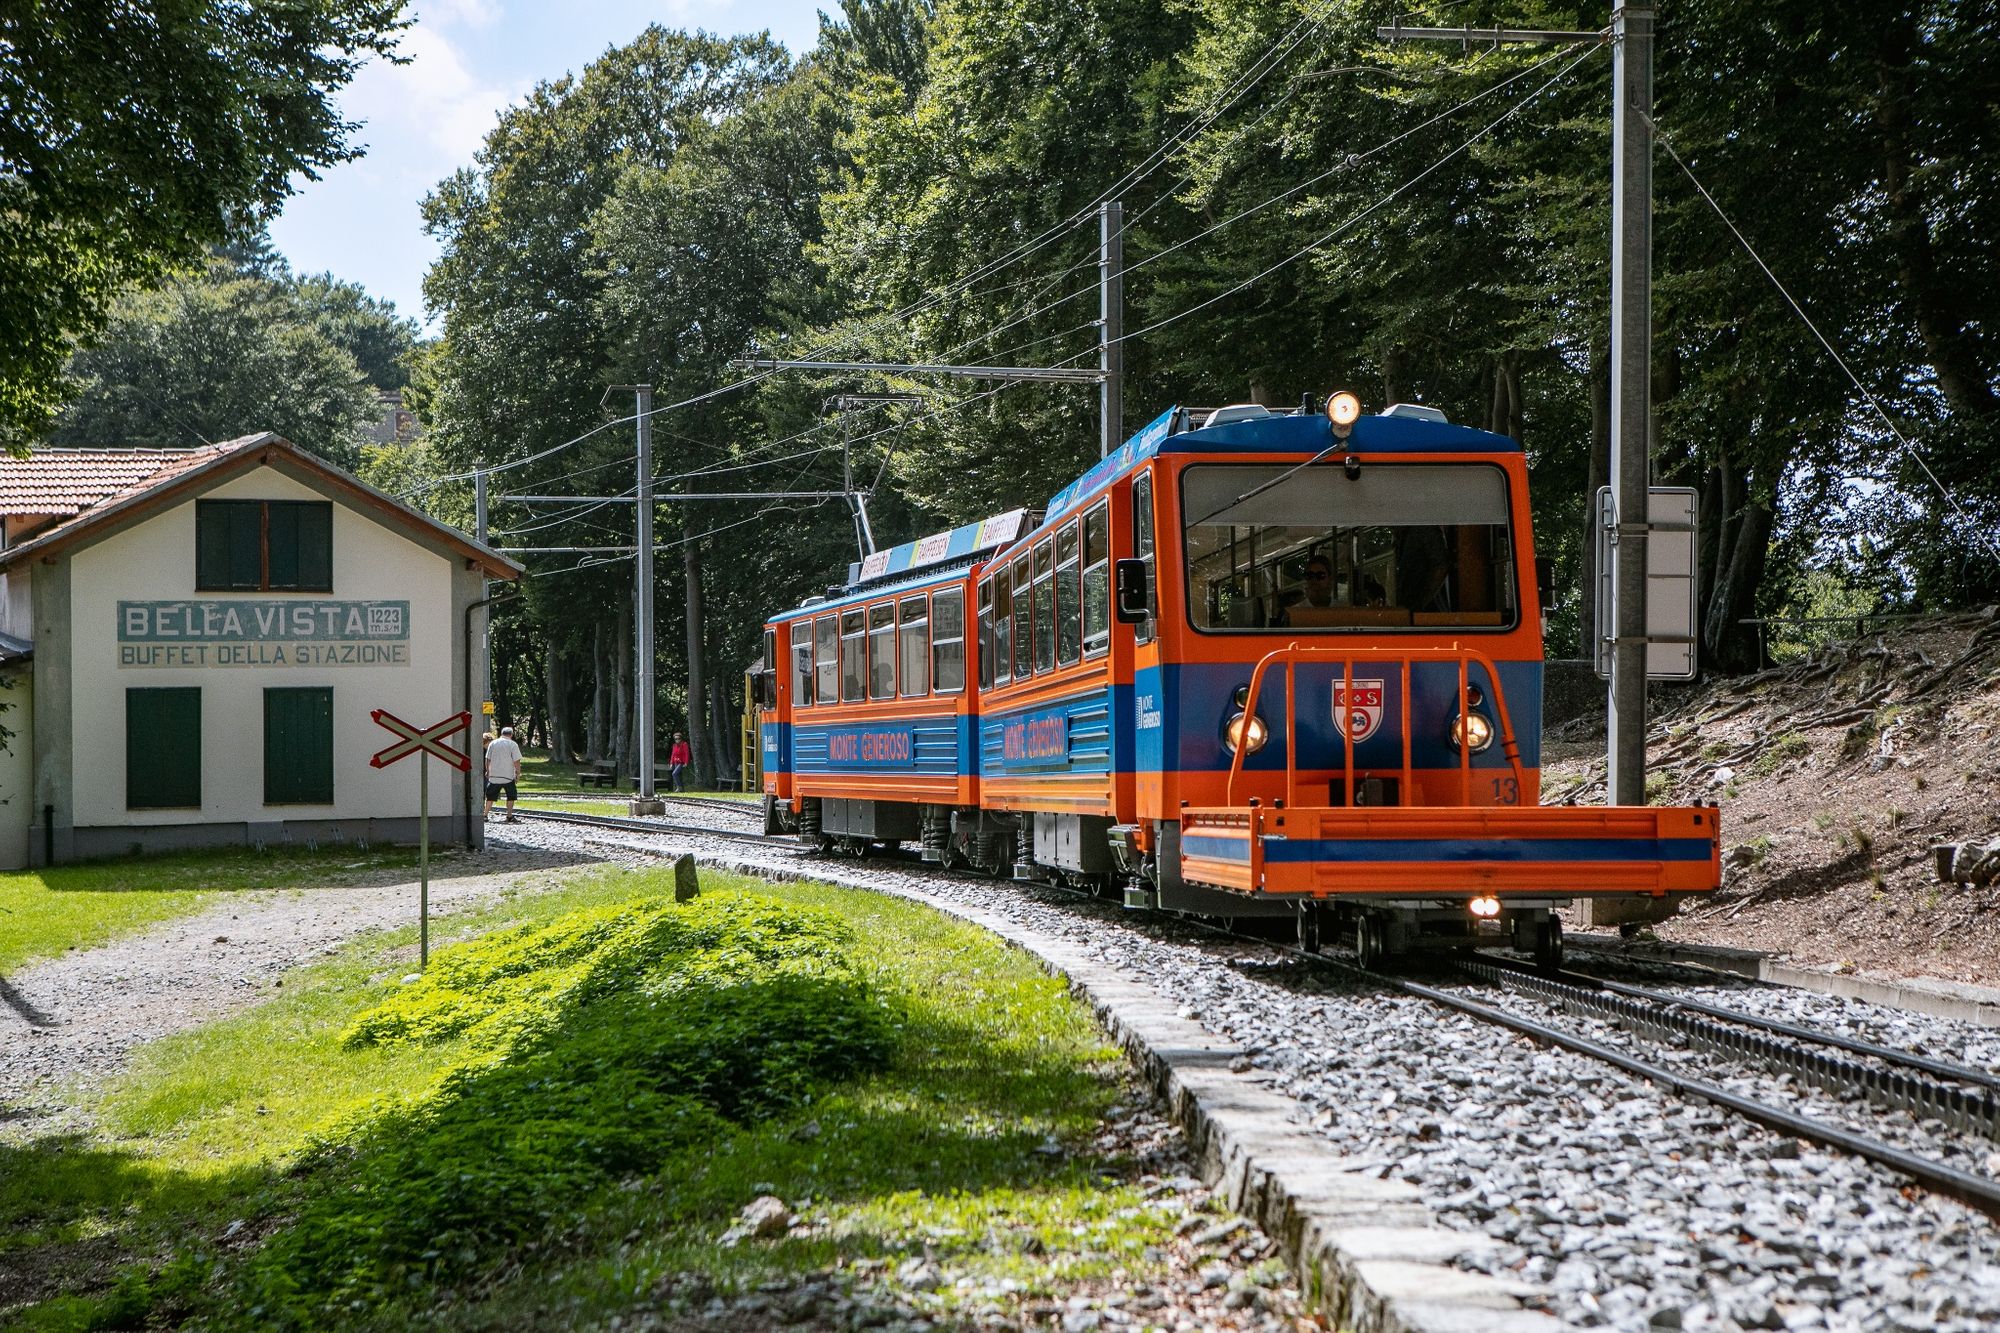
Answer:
xmin=67 ymin=468 xmax=460 ymax=828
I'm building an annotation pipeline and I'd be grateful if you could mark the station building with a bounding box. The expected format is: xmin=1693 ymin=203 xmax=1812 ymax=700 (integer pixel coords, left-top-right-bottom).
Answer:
xmin=0 ymin=435 xmax=520 ymax=867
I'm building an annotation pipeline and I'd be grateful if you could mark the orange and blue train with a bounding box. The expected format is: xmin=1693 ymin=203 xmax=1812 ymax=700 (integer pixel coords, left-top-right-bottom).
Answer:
xmin=754 ymin=393 xmax=1720 ymax=966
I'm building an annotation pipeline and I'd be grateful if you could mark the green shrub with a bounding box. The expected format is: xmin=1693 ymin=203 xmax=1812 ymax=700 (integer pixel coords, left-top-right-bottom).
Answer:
xmin=218 ymin=892 xmax=896 ymax=1328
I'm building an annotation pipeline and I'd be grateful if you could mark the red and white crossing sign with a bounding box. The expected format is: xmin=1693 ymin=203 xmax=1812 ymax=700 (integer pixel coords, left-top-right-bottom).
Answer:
xmin=369 ymin=709 xmax=473 ymax=771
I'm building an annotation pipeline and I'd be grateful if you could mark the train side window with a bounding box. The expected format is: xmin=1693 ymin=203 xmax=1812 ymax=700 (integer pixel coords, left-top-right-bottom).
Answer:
xmin=976 ymin=579 xmax=994 ymax=691
xmin=791 ymin=622 xmax=813 ymax=706
xmin=814 ymin=616 xmax=838 ymax=704
xmin=867 ymin=603 xmax=896 ymax=700
xmin=840 ymin=610 xmax=866 ymax=702
xmin=1055 ymin=523 xmax=1081 ymax=666
xmin=1011 ymin=552 xmax=1033 ymax=680
xmin=1133 ymin=472 xmax=1158 ymax=646
xmin=1082 ymin=502 xmax=1110 ymax=657
xmin=931 ymin=588 xmax=965 ymax=693
xmin=899 ymin=595 xmax=929 ymax=697
xmin=993 ymin=564 xmax=1013 ymax=686
xmin=1031 ymin=539 xmax=1056 ymax=673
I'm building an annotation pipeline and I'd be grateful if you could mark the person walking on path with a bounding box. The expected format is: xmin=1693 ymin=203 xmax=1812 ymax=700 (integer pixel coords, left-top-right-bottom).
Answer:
xmin=484 ymin=727 xmax=524 ymax=821
xmin=668 ymin=732 xmax=692 ymax=792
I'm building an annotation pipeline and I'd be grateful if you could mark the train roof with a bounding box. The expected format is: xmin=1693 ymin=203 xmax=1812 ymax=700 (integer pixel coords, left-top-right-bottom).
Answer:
xmin=767 ymin=402 xmax=1517 ymax=624
xmin=1043 ymin=402 xmax=1518 ymax=524
xmin=768 ymin=507 xmax=1025 ymax=623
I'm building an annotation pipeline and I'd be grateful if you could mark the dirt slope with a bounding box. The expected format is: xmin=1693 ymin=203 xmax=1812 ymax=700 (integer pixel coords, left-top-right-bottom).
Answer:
xmin=1542 ymin=610 xmax=2000 ymax=984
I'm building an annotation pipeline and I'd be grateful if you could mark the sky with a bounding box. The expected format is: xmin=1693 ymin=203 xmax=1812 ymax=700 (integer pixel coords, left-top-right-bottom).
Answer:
xmin=268 ymin=0 xmax=827 ymax=331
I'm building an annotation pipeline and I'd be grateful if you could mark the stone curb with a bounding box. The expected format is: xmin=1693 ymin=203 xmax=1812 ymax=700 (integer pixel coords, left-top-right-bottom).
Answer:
xmin=604 ymin=837 xmax=1554 ymax=1332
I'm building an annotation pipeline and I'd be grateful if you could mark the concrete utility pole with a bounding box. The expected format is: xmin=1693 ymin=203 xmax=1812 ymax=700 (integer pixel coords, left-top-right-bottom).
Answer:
xmin=1378 ymin=8 xmax=1653 ymax=806
xmin=599 ymin=385 xmax=661 ymax=812
xmin=1605 ymin=3 xmax=1654 ymax=806
xmin=634 ymin=385 xmax=658 ymax=809
xmin=1100 ymin=200 xmax=1125 ymax=458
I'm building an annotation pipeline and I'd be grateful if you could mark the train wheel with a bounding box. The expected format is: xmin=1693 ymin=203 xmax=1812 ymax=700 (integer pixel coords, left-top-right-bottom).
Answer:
xmin=1297 ymin=909 xmax=1321 ymax=954
xmin=1354 ymin=916 xmax=1385 ymax=970
xmin=1534 ymin=917 xmax=1565 ymax=974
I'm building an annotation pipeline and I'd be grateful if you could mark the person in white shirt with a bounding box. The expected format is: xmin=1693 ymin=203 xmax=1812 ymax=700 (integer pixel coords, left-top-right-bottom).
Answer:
xmin=484 ymin=727 xmax=524 ymax=822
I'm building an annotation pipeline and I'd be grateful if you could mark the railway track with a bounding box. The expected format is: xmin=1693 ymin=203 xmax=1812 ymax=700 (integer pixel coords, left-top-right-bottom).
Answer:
xmin=499 ymin=804 xmax=2000 ymax=1219
xmin=1412 ymin=962 xmax=2000 ymax=1218
xmin=510 ymin=806 xmax=788 ymax=847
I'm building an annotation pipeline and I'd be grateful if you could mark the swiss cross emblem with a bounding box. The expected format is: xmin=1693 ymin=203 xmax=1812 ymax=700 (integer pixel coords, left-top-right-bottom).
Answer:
xmin=1333 ymin=679 xmax=1386 ymax=742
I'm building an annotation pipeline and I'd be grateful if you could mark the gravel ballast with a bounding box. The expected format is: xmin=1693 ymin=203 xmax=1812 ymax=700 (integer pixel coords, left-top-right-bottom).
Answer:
xmin=493 ymin=813 xmax=2000 ymax=1333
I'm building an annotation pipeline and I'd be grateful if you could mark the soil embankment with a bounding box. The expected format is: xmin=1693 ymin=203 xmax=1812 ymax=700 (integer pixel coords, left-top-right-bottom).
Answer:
xmin=1544 ymin=611 xmax=2000 ymax=984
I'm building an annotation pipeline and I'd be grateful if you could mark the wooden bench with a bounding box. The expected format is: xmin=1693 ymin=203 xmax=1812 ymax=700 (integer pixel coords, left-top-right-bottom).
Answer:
xmin=579 ymin=765 xmax=618 ymax=789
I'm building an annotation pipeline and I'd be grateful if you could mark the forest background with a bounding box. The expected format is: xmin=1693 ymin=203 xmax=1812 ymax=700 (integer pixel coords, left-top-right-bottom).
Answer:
xmin=17 ymin=0 xmax=1999 ymax=787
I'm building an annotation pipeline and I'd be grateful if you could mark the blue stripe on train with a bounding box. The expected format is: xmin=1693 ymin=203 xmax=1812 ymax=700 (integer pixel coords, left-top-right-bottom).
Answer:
xmin=1181 ymin=834 xmax=1714 ymax=865
xmin=1137 ymin=659 xmax=1543 ymax=775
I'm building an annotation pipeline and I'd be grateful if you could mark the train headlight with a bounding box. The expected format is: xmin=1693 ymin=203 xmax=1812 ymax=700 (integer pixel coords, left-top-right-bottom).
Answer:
xmin=1469 ymin=895 xmax=1502 ymax=918
xmin=1327 ymin=391 xmax=1363 ymax=428
xmin=1223 ymin=711 xmax=1268 ymax=754
xmin=1449 ymin=711 xmax=1495 ymax=753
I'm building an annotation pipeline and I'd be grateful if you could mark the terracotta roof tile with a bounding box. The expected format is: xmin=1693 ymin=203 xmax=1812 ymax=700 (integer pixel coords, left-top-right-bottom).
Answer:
xmin=0 ymin=444 xmax=237 ymax=517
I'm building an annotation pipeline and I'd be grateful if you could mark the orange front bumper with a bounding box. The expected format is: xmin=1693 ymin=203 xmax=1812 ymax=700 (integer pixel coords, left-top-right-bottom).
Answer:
xmin=1179 ymin=804 xmax=1721 ymax=899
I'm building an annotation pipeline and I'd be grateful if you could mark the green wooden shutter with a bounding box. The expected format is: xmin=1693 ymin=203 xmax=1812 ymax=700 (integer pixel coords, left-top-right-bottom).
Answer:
xmin=295 ymin=502 xmax=332 ymax=590
xmin=265 ymin=687 xmax=334 ymax=804
xmin=265 ymin=502 xmax=333 ymax=591
xmin=127 ymin=688 xmax=201 ymax=809
xmin=196 ymin=501 xmax=262 ymax=590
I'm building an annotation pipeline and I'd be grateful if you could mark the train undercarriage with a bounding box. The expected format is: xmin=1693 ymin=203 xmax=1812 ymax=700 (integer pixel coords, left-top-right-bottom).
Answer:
xmin=765 ymin=793 xmax=1622 ymax=972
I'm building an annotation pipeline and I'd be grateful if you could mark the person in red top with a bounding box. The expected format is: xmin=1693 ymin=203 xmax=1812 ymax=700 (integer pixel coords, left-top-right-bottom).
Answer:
xmin=668 ymin=732 xmax=692 ymax=792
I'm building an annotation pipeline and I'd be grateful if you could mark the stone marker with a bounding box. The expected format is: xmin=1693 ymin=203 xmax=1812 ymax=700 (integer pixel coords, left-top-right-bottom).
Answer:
xmin=674 ymin=853 xmax=700 ymax=901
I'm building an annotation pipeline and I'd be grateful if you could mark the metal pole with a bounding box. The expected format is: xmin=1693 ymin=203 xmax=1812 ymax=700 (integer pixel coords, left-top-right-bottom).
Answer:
xmin=636 ymin=385 xmax=657 ymax=801
xmin=1606 ymin=3 xmax=1654 ymax=807
xmin=469 ymin=470 xmax=489 ymax=848
xmin=1100 ymin=200 xmax=1125 ymax=458
xmin=418 ymin=754 xmax=430 ymax=969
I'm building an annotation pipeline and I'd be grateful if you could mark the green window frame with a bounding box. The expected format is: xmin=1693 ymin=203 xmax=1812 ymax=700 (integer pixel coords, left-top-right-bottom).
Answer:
xmin=197 ymin=499 xmax=333 ymax=592
xmin=264 ymin=687 xmax=334 ymax=804
xmin=127 ymin=687 xmax=201 ymax=810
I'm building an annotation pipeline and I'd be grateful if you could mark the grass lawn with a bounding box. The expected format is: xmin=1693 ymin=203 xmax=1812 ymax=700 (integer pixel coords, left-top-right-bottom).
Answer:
xmin=2 ymin=865 xmax=1233 ymax=1331
xmin=0 ymin=845 xmax=422 ymax=974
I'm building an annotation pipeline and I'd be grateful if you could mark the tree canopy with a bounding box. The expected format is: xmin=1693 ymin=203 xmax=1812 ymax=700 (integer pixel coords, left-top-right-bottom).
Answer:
xmin=0 ymin=0 xmax=407 ymax=452
xmin=395 ymin=0 xmax=2000 ymax=756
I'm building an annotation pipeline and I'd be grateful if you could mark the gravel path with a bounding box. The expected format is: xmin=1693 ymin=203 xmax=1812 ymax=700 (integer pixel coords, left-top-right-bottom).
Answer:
xmin=493 ymin=815 xmax=2000 ymax=1333
xmin=0 ymin=840 xmax=585 ymax=1140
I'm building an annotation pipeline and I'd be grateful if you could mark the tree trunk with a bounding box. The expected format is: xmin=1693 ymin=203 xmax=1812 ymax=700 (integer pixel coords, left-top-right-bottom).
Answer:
xmin=709 ymin=674 xmax=739 ymax=788
xmin=1577 ymin=340 xmax=1612 ymax=660
xmin=683 ymin=513 xmax=713 ymax=790
xmin=1488 ymin=351 xmax=1523 ymax=441
xmin=1381 ymin=344 xmax=1412 ymax=406
xmin=1703 ymin=481 xmax=1772 ymax=674
xmin=1878 ymin=28 xmax=1998 ymax=424
xmin=613 ymin=598 xmax=633 ymax=777
xmin=542 ymin=648 xmax=571 ymax=763
xmin=584 ymin=622 xmax=609 ymax=765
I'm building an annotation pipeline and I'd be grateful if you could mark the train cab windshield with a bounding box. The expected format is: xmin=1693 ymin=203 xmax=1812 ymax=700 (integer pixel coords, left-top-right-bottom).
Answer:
xmin=1179 ymin=462 xmax=1518 ymax=632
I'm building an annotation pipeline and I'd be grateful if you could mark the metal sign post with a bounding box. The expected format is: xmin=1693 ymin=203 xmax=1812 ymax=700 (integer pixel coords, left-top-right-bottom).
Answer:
xmin=369 ymin=708 xmax=473 ymax=969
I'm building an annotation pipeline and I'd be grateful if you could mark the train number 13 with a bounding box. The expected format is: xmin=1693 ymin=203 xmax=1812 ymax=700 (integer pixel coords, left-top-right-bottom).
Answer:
xmin=1489 ymin=777 xmax=1519 ymax=805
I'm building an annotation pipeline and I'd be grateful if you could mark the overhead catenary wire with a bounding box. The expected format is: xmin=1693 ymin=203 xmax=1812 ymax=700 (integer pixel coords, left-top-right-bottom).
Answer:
xmin=931 ymin=37 xmax=1599 ymax=372
xmin=1642 ymin=111 xmax=2000 ymax=564
xmin=414 ymin=0 xmax=1360 ymax=504
xmin=476 ymin=12 xmax=1591 ymax=546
